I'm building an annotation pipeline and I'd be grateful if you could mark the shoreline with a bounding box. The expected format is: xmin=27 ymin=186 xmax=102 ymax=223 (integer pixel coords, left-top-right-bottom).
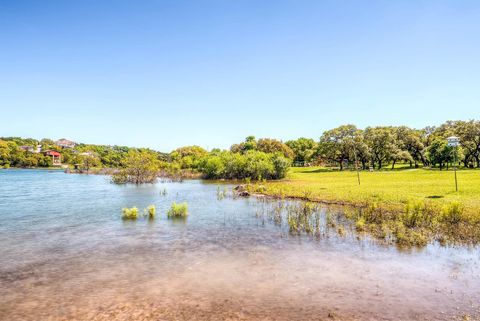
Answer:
xmin=237 ymin=183 xmax=480 ymax=247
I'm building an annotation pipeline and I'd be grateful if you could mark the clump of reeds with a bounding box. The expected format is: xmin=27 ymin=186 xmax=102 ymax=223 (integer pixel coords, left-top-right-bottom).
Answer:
xmin=144 ymin=205 xmax=156 ymax=219
xmin=216 ymin=186 xmax=228 ymax=200
xmin=286 ymin=202 xmax=319 ymax=235
xmin=440 ymin=201 xmax=465 ymax=224
xmin=122 ymin=207 xmax=139 ymax=220
xmin=167 ymin=202 xmax=188 ymax=218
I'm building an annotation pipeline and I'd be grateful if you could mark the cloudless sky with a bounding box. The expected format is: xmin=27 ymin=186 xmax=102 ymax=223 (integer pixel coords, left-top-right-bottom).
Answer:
xmin=1 ymin=0 xmax=479 ymax=151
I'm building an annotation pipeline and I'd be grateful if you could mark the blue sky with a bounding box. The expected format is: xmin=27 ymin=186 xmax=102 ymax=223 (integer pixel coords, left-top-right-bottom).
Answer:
xmin=1 ymin=1 xmax=479 ymax=151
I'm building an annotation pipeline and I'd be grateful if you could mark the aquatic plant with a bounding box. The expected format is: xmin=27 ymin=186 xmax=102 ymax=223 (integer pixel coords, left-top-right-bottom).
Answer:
xmin=355 ymin=217 xmax=366 ymax=231
xmin=285 ymin=202 xmax=319 ymax=235
xmin=144 ymin=205 xmax=156 ymax=219
xmin=216 ymin=186 xmax=228 ymax=200
xmin=401 ymin=200 xmax=435 ymax=228
xmin=167 ymin=202 xmax=188 ymax=218
xmin=160 ymin=188 xmax=167 ymax=196
xmin=122 ymin=207 xmax=139 ymax=220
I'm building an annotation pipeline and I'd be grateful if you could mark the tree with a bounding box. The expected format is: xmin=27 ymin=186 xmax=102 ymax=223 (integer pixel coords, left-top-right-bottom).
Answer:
xmin=318 ymin=125 xmax=359 ymax=170
xmin=426 ymin=139 xmax=455 ymax=170
xmin=394 ymin=126 xmax=425 ymax=168
xmin=0 ymin=140 xmax=11 ymax=167
xmin=170 ymin=145 xmax=208 ymax=169
xmin=78 ymin=154 xmax=101 ymax=173
xmin=230 ymin=136 xmax=257 ymax=154
xmin=285 ymin=138 xmax=318 ymax=165
xmin=256 ymin=138 xmax=294 ymax=159
xmin=112 ymin=150 xmax=160 ymax=184
xmin=364 ymin=127 xmax=395 ymax=169
xmin=454 ymin=120 xmax=480 ymax=168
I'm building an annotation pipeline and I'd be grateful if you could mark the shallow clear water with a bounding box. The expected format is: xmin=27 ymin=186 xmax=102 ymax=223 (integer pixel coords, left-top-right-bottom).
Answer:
xmin=0 ymin=169 xmax=479 ymax=321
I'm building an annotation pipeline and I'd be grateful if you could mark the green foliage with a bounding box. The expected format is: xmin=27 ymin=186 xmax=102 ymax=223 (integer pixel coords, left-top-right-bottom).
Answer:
xmin=122 ymin=207 xmax=139 ymax=220
xmin=426 ymin=138 xmax=462 ymax=169
xmin=167 ymin=202 xmax=188 ymax=218
xmin=112 ymin=150 xmax=160 ymax=184
xmin=285 ymin=137 xmax=318 ymax=165
xmin=145 ymin=205 xmax=156 ymax=219
xmin=170 ymin=145 xmax=208 ymax=169
xmin=198 ymin=150 xmax=291 ymax=180
xmin=440 ymin=201 xmax=465 ymax=224
xmin=230 ymin=136 xmax=293 ymax=159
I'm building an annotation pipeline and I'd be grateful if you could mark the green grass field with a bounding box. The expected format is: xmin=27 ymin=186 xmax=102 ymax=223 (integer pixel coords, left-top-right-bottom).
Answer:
xmin=248 ymin=167 xmax=480 ymax=245
xmin=262 ymin=167 xmax=480 ymax=213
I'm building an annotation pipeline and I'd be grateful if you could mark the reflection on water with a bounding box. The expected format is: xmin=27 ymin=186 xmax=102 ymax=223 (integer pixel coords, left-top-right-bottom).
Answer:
xmin=0 ymin=169 xmax=479 ymax=321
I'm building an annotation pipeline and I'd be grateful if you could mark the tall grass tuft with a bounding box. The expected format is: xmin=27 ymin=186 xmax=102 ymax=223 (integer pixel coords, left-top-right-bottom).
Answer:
xmin=122 ymin=207 xmax=139 ymax=220
xmin=144 ymin=205 xmax=156 ymax=219
xmin=403 ymin=199 xmax=437 ymax=228
xmin=440 ymin=201 xmax=465 ymax=224
xmin=167 ymin=202 xmax=188 ymax=218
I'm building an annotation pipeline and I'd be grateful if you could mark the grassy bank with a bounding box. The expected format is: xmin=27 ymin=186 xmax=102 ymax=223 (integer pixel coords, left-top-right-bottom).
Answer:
xmin=247 ymin=167 xmax=480 ymax=245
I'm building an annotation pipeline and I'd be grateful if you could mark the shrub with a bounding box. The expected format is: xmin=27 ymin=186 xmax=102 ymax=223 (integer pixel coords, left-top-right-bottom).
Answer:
xmin=112 ymin=170 xmax=128 ymax=184
xmin=355 ymin=217 xmax=366 ymax=231
xmin=167 ymin=202 xmax=188 ymax=218
xmin=122 ymin=207 xmax=139 ymax=220
xmin=198 ymin=150 xmax=290 ymax=180
xmin=112 ymin=150 xmax=160 ymax=184
xmin=440 ymin=201 xmax=465 ymax=224
xmin=145 ymin=205 xmax=156 ymax=219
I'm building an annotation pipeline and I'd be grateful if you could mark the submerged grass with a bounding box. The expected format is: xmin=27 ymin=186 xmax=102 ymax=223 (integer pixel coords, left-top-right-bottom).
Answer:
xmin=145 ymin=205 xmax=156 ymax=219
xmin=122 ymin=205 xmax=156 ymax=220
xmin=167 ymin=202 xmax=188 ymax=218
xmin=246 ymin=167 xmax=480 ymax=246
xmin=122 ymin=207 xmax=139 ymax=220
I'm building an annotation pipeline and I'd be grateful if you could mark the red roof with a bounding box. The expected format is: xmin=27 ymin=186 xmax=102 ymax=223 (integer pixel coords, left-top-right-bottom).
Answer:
xmin=45 ymin=151 xmax=61 ymax=156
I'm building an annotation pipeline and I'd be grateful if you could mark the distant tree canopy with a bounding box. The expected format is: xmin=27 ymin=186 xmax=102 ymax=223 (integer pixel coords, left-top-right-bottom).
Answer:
xmin=2 ymin=119 xmax=480 ymax=176
xmin=170 ymin=145 xmax=208 ymax=169
xmin=285 ymin=138 xmax=318 ymax=165
xmin=231 ymin=136 xmax=294 ymax=159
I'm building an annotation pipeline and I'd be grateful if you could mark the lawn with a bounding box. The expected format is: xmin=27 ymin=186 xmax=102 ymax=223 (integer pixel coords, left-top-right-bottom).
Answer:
xmin=261 ymin=167 xmax=480 ymax=215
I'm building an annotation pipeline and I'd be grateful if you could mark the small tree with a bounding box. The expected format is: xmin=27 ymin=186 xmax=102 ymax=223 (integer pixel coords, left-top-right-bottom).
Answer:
xmin=112 ymin=150 xmax=160 ymax=184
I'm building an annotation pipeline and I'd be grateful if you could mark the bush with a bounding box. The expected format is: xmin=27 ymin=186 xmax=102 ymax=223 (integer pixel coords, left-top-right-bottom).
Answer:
xmin=167 ymin=202 xmax=188 ymax=218
xmin=198 ymin=150 xmax=291 ymax=180
xmin=122 ymin=207 xmax=139 ymax=220
xmin=145 ymin=205 xmax=156 ymax=219
xmin=440 ymin=201 xmax=465 ymax=224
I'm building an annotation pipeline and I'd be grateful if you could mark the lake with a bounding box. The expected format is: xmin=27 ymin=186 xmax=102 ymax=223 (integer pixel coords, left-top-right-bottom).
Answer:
xmin=0 ymin=169 xmax=479 ymax=320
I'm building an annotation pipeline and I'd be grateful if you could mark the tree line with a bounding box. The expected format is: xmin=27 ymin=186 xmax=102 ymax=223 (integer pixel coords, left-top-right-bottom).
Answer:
xmin=1 ymin=119 xmax=479 ymax=182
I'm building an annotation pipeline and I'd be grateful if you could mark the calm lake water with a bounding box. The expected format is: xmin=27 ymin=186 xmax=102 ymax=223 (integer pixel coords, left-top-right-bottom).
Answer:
xmin=1 ymin=169 xmax=479 ymax=321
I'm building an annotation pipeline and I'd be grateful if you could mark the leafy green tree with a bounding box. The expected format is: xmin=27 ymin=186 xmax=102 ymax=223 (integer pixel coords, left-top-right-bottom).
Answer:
xmin=230 ymin=136 xmax=257 ymax=154
xmin=364 ymin=127 xmax=395 ymax=169
xmin=285 ymin=138 xmax=318 ymax=165
xmin=256 ymin=138 xmax=294 ymax=159
xmin=318 ymin=125 xmax=359 ymax=170
xmin=112 ymin=150 xmax=160 ymax=184
xmin=426 ymin=139 xmax=454 ymax=169
xmin=453 ymin=120 xmax=480 ymax=168
xmin=394 ymin=126 xmax=425 ymax=168
xmin=170 ymin=145 xmax=208 ymax=169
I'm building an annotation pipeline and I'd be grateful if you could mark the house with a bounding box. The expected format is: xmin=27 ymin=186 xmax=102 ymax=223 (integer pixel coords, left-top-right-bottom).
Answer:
xmin=43 ymin=150 xmax=62 ymax=166
xmin=19 ymin=145 xmax=42 ymax=153
xmin=55 ymin=139 xmax=76 ymax=149
xmin=19 ymin=146 xmax=35 ymax=153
